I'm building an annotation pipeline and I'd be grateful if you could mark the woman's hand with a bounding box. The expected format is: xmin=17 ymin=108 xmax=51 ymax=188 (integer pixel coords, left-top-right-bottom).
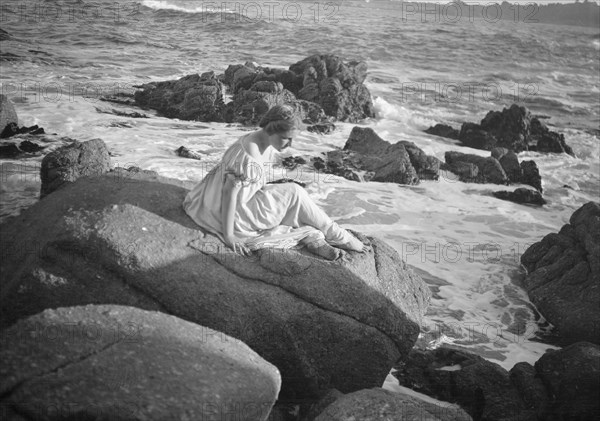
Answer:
xmin=224 ymin=234 xmax=252 ymax=257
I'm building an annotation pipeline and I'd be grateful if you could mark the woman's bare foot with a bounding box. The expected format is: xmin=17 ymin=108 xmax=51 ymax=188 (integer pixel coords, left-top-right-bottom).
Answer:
xmin=300 ymin=233 xmax=343 ymax=261
xmin=324 ymin=223 xmax=372 ymax=253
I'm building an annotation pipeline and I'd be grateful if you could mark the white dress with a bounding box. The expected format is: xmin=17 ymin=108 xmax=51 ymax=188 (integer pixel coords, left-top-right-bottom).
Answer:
xmin=183 ymin=134 xmax=330 ymax=250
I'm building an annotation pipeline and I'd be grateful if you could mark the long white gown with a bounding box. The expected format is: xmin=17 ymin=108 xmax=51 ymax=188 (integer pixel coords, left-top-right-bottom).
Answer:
xmin=183 ymin=133 xmax=331 ymax=250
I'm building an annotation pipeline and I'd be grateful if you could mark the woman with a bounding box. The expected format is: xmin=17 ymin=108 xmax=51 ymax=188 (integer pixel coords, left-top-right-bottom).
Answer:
xmin=183 ymin=104 xmax=370 ymax=259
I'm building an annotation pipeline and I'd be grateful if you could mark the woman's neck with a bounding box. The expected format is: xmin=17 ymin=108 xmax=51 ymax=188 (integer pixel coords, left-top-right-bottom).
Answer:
xmin=250 ymin=129 xmax=271 ymax=155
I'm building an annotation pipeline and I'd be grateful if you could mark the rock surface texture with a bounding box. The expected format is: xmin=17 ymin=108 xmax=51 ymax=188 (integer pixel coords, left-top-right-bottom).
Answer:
xmin=0 ymin=305 xmax=281 ymax=421
xmin=0 ymin=170 xmax=431 ymax=399
xmin=520 ymin=202 xmax=600 ymax=345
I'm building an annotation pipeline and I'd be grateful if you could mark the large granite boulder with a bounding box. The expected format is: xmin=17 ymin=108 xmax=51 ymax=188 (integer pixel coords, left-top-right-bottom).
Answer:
xmin=40 ymin=138 xmax=111 ymax=198
xmin=426 ymin=105 xmax=574 ymax=156
xmin=394 ymin=343 xmax=600 ymax=421
xmin=0 ymin=94 xmax=18 ymax=131
xmin=313 ymin=388 xmax=472 ymax=421
xmin=520 ymin=202 xmax=600 ymax=345
xmin=134 ymin=72 xmax=226 ymax=121
xmin=0 ymin=305 xmax=281 ymax=421
xmin=318 ymin=127 xmax=439 ymax=185
xmin=0 ymin=170 xmax=431 ymax=399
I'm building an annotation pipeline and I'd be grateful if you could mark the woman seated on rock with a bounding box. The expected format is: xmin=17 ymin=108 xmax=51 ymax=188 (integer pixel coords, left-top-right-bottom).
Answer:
xmin=183 ymin=104 xmax=371 ymax=260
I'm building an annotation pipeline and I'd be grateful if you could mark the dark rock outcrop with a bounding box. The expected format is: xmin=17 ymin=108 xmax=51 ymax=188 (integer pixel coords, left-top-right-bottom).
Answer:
xmin=0 ymin=305 xmax=281 ymax=421
xmin=493 ymin=188 xmax=547 ymax=206
xmin=393 ymin=347 xmax=531 ymax=421
xmin=0 ymin=94 xmax=18 ymax=131
xmin=520 ymin=160 xmax=543 ymax=193
xmin=394 ymin=343 xmax=600 ymax=421
xmin=175 ymin=146 xmax=202 ymax=160
xmin=288 ymin=54 xmax=375 ymax=123
xmin=427 ymin=105 xmax=574 ymax=156
xmin=444 ymin=150 xmax=543 ymax=192
xmin=444 ymin=151 xmax=508 ymax=184
xmin=307 ymin=122 xmax=336 ymax=135
xmin=317 ymin=127 xmax=439 ymax=185
xmin=425 ymin=123 xmax=459 ymax=140
xmin=531 ymin=117 xmax=574 ymax=155
xmin=313 ymin=388 xmax=472 ymax=421
xmin=0 ymin=143 xmax=20 ymax=158
xmin=520 ymin=202 xmax=600 ymax=345
xmin=534 ymin=342 xmax=600 ymax=420
xmin=134 ymin=72 xmax=226 ymax=122
xmin=1 ymin=123 xmax=45 ymax=139
xmin=40 ymin=138 xmax=111 ymax=198
xmin=0 ymin=170 xmax=431 ymax=399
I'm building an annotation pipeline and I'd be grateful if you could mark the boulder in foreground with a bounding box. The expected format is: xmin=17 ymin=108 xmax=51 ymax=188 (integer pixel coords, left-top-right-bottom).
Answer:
xmin=40 ymin=138 xmax=111 ymax=198
xmin=0 ymin=305 xmax=281 ymax=421
xmin=520 ymin=201 xmax=600 ymax=345
xmin=0 ymin=170 xmax=431 ymax=399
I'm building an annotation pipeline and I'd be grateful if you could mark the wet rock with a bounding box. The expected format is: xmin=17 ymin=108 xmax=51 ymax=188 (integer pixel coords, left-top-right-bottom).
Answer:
xmin=175 ymin=146 xmax=202 ymax=160
xmin=493 ymin=188 xmax=546 ymax=206
xmin=227 ymin=81 xmax=297 ymax=125
xmin=0 ymin=94 xmax=18 ymax=132
xmin=445 ymin=151 xmax=508 ymax=184
xmin=289 ymin=54 xmax=375 ymax=122
xmin=492 ymin=147 xmax=521 ymax=183
xmin=451 ymin=105 xmax=573 ymax=155
xmin=0 ymin=171 xmax=431 ymax=399
xmin=509 ymin=362 xmax=550 ymax=418
xmin=18 ymin=140 xmax=44 ymax=153
xmin=281 ymin=156 xmax=307 ymax=170
xmin=1 ymin=123 xmax=45 ymax=139
xmin=520 ymin=160 xmax=543 ymax=192
xmin=400 ymin=140 xmax=441 ymax=180
xmin=393 ymin=344 xmax=600 ymax=421
xmin=40 ymin=138 xmax=111 ymax=198
xmin=0 ymin=143 xmax=20 ymax=158
xmin=531 ymin=117 xmax=575 ymax=156
xmin=425 ymin=123 xmax=460 ymax=140
xmin=0 ymin=305 xmax=281 ymax=421
xmin=535 ymin=342 xmax=600 ymax=420
xmin=313 ymin=388 xmax=472 ymax=421
xmin=324 ymin=126 xmax=438 ymax=185
xmin=393 ymin=347 xmax=532 ymax=421
xmin=134 ymin=72 xmax=226 ymax=122
xmin=458 ymin=122 xmax=498 ymax=151
xmin=521 ymin=202 xmax=600 ymax=345
xmin=307 ymin=122 xmax=336 ymax=135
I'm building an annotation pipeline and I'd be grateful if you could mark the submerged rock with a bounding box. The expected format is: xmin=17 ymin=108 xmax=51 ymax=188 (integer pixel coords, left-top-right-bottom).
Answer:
xmin=40 ymin=138 xmax=111 ymax=198
xmin=520 ymin=202 xmax=600 ymax=345
xmin=0 ymin=170 xmax=431 ymax=399
xmin=175 ymin=146 xmax=202 ymax=160
xmin=0 ymin=305 xmax=281 ymax=421
xmin=493 ymin=188 xmax=547 ymax=206
xmin=425 ymin=123 xmax=460 ymax=140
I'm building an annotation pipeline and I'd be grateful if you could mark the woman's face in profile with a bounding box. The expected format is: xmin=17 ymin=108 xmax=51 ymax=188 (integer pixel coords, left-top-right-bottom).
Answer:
xmin=270 ymin=129 xmax=298 ymax=152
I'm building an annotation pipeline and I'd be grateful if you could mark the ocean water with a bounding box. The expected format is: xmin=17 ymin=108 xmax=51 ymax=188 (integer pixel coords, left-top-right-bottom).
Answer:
xmin=1 ymin=0 xmax=599 ymax=376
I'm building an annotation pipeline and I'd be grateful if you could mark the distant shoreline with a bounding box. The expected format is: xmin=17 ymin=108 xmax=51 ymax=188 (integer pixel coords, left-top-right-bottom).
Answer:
xmin=369 ymin=0 xmax=600 ymax=27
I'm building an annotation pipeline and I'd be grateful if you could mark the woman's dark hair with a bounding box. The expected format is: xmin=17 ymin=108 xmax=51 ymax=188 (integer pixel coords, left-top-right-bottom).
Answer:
xmin=259 ymin=105 xmax=303 ymax=135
